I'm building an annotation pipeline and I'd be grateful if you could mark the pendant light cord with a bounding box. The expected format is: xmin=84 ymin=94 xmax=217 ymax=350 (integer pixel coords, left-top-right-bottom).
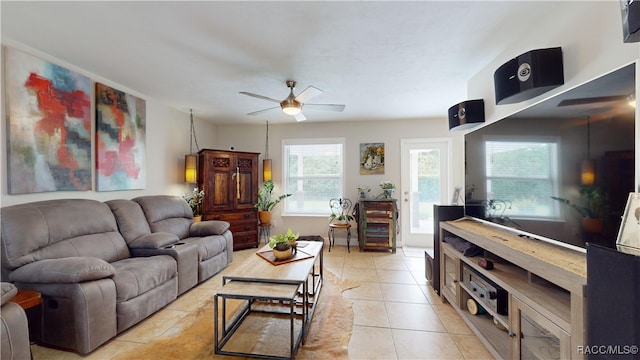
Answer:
xmin=265 ymin=121 xmax=269 ymax=158
xmin=586 ymin=116 xmax=590 ymax=159
xmin=190 ymin=109 xmax=200 ymax=154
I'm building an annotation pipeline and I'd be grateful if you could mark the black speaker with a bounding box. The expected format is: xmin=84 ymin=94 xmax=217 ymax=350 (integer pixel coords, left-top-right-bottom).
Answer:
xmin=448 ymin=99 xmax=484 ymax=131
xmin=494 ymin=47 xmax=564 ymax=105
xmin=587 ymin=244 xmax=640 ymax=359
xmin=621 ymin=0 xmax=640 ymax=42
xmin=432 ymin=205 xmax=464 ymax=296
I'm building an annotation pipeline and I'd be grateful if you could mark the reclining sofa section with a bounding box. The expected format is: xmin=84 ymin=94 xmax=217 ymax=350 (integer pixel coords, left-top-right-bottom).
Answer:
xmin=0 ymin=196 xmax=233 ymax=354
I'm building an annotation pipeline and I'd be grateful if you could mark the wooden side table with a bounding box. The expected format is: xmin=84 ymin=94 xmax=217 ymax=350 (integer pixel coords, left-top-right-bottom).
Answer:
xmin=12 ymin=289 xmax=42 ymax=310
xmin=12 ymin=288 xmax=42 ymax=346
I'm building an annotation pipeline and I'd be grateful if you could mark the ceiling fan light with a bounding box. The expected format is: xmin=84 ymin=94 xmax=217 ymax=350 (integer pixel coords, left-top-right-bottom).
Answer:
xmin=281 ymin=101 xmax=301 ymax=115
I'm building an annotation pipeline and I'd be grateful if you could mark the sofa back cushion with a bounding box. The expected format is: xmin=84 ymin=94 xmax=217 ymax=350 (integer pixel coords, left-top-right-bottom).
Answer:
xmin=106 ymin=199 xmax=152 ymax=243
xmin=1 ymin=199 xmax=130 ymax=271
xmin=133 ymin=196 xmax=192 ymax=239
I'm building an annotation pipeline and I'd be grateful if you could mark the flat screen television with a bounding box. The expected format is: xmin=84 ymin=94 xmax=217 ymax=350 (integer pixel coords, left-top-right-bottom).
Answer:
xmin=464 ymin=63 xmax=636 ymax=250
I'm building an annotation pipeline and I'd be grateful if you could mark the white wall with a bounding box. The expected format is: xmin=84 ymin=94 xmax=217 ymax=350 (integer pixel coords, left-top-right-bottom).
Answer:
xmin=0 ymin=42 xmax=218 ymax=207
xmin=214 ymin=117 xmax=459 ymax=243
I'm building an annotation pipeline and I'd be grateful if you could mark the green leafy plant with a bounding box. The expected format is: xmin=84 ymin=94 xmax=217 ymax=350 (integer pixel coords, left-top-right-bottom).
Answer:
xmin=551 ymin=186 xmax=608 ymax=218
xmin=328 ymin=213 xmax=355 ymax=223
xmin=183 ymin=187 xmax=205 ymax=216
xmin=254 ymin=181 xmax=292 ymax=212
xmin=380 ymin=181 xmax=395 ymax=190
xmin=268 ymin=228 xmax=300 ymax=250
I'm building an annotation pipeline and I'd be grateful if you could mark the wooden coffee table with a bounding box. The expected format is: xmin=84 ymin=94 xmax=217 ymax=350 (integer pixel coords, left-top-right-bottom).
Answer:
xmin=214 ymin=241 xmax=323 ymax=359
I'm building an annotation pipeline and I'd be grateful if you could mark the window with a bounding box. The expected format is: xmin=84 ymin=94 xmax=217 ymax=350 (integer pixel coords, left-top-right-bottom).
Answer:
xmin=283 ymin=138 xmax=345 ymax=215
xmin=484 ymin=136 xmax=560 ymax=219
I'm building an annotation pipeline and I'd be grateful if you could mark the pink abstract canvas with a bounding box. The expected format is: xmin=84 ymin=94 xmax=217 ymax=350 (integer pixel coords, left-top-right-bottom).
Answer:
xmin=5 ymin=47 xmax=92 ymax=194
xmin=95 ymin=83 xmax=146 ymax=191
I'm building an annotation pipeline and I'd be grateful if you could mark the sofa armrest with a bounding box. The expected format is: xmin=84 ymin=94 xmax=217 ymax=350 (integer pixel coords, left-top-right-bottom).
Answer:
xmin=1 ymin=282 xmax=18 ymax=306
xmin=128 ymin=232 xmax=180 ymax=249
xmin=8 ymin=257 xmax=115 ymax=284
xmin=189 ymin=221 xmax=230 ymax=236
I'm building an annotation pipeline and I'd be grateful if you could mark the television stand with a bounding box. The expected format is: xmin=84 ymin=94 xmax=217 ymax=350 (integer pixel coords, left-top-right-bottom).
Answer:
xmin=439 ymin=219 xmax=586 ymax=359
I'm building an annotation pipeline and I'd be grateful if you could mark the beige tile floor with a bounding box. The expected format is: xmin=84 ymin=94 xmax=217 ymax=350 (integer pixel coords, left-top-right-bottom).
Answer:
xmin=30 ymin=245 xmax=494 ymax=360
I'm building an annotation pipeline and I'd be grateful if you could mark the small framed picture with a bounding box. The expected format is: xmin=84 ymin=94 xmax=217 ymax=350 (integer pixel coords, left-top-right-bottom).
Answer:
xmin=616 ymin=192 xmax=640 ymax=255
xmin=451 ymin=186 xmax=463 ymax=205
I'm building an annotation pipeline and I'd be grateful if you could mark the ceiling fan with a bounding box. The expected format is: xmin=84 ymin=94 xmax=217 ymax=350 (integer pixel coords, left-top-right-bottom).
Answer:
xmin=240 ymin=80 xmax=346 ymax=121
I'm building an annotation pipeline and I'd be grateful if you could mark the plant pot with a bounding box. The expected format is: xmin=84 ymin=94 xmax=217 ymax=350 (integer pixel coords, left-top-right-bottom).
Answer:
xmin=272 ymin=245 xmax=292 ymax=261
xmin=193 ymin=215 xmax=202 ymax=223
xmin=258 ymin=211 xmax=272 ymax=225
xmin=582 ymin=217 xmax=604 ymax=235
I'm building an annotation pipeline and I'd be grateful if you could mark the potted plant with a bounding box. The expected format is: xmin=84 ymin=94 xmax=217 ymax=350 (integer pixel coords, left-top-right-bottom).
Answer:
xmin=183 ymin=187 xmax=205 ymax=222
xmin=255 ymin=181 xmax=292 ymax=225
xmin=268 ymin=228 xmax=300 ymax=260
xmin=357 ymin=185 xmax=371 ymax=199
xmin=551 ymin=186 xmax=608 ymax=234
xmin=328 ymin=212 xmax=355 ymax=224
xmin=378 ymin=180 xmax=396 ymax=199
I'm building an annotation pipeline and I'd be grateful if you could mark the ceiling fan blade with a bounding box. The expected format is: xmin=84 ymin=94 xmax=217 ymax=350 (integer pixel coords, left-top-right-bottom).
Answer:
xmin=557 ymin=95 xmax=628 ymax=107
xmin=294 ymin=112 xmax=307 ymax=122
xmin=246 ymin=106 xmax=279 ymax=116
xmin=303 ymin=103 xmax=346 ymax=112
xmin=294 ymin=86 xmax=323 ymax=103
xmin=239 ymin=91 xmax=281 ymax=103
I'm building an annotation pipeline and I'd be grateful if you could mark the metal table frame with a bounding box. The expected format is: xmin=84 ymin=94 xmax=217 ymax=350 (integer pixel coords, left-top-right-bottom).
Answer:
xmin=214 ymin=281 xmax=301 ymax=360
xmin=214 ymin=241 xmax=323 ymax=359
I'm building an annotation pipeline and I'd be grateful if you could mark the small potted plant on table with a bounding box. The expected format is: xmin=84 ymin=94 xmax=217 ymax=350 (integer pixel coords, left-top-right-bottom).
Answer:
xmin=269 ymin=228 xmax=300 ymax=260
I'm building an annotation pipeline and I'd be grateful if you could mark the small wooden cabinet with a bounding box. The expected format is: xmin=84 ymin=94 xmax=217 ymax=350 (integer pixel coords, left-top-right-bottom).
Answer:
xmin=198 ymin=149 xmax=259 ymax=250
xmin=358 ymin=199 xmax=397 ymax=252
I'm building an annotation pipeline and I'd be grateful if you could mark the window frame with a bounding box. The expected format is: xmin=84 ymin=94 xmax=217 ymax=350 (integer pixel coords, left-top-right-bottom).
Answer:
xmin=281 ymin=137 xmax=346 ymax=217
xmin=483 ymin=135 xmax=562 ymax=221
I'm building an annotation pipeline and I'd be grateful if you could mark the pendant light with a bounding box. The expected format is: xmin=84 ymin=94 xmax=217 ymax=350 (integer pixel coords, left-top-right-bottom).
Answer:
xmin=184 ymin=109 xmax=199 ymax=183
xmin=581 ymin=116 xmax=595 ymax=186
xmin=263 ymin=121 xmax=272 ymax=182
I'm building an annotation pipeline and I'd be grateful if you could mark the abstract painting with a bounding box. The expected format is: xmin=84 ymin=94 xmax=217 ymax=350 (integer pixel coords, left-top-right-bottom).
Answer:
xmin=5 ymin=47 xmax=92 ymax=194
xmin=360 ymin=143 xmax=385 ymax=175
xmin=95 ymin=83 xmax=146 ymax=191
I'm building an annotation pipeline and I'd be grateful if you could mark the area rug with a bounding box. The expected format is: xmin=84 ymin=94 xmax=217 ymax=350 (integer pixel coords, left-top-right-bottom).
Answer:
xmin=115 ymin=270 xmax=358 ymax=360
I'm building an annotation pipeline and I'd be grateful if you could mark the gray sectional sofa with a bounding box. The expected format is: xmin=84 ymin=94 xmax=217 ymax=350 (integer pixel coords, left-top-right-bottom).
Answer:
xmin=0 ymin=195 xmax=233 ymax=354
xmin=1 ymin=282 xmax=31 ymax=360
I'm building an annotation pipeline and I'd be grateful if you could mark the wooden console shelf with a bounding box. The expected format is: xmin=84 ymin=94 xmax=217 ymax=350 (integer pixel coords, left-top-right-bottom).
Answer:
xmin=440 ymin=219 xmax=586 ymax=360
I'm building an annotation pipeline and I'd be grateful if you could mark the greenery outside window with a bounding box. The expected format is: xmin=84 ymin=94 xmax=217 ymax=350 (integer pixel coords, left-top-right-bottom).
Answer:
xmin=283 ymin=138 xmax=345 ymax=215
xmin=484 ymin=136 xmax=560 ymax=219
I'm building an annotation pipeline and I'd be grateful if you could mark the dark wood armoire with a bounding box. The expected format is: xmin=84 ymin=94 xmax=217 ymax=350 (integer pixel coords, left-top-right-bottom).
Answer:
xmin=198 ymin=149 xmax=260 ymax=250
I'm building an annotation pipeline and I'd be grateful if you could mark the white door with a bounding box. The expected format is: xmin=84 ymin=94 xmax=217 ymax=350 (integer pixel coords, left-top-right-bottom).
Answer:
xmin=400 ymin=139 xmax=451 ymax=248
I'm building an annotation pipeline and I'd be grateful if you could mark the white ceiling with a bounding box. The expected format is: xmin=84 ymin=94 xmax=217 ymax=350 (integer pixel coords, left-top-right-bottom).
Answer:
xmin=0 ymin=1 xmax=620 ymax=125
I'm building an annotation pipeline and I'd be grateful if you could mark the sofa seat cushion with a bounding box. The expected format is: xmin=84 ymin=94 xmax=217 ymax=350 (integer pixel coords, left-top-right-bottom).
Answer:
xmin=183 ymin=235 xmax=228 ymax=262
xmin=111 ymin=256 xmax=176 ymax=302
